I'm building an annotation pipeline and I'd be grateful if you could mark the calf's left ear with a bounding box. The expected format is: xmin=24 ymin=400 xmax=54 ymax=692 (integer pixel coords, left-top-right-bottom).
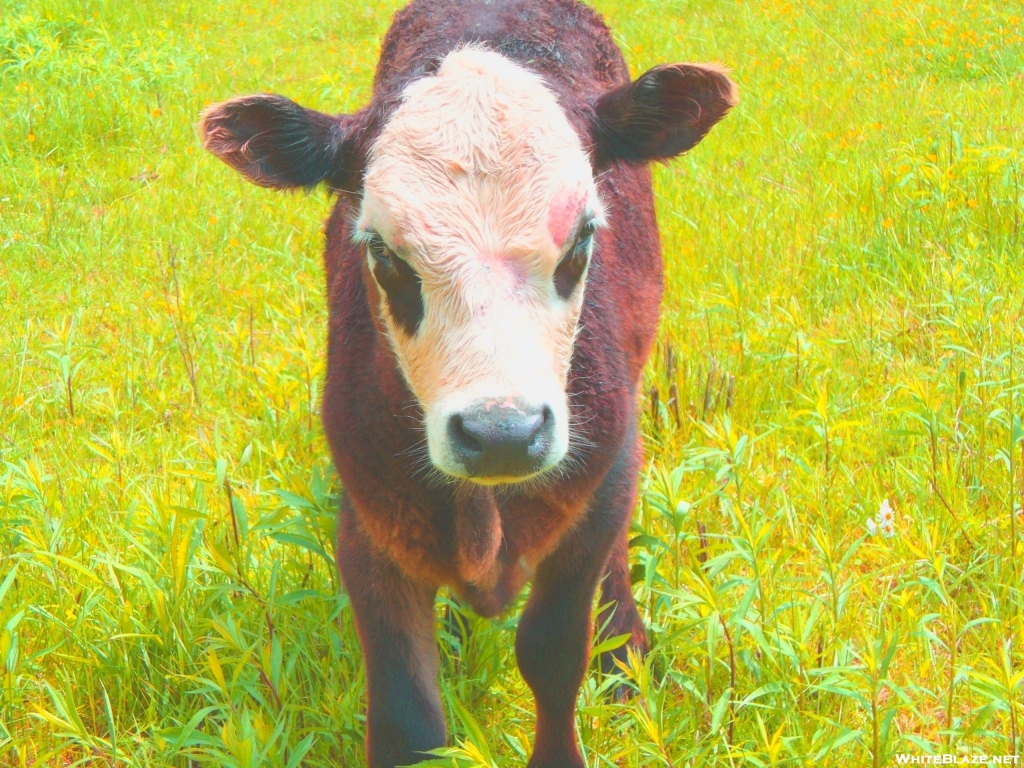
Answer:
xmin=198 ymin=94 xmax=365 ymax=191
xmin=590 ymin=63 xmax=738 ymax=168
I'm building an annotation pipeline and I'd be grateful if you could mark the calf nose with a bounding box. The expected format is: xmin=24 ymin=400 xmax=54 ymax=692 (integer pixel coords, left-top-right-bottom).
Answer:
xmin=448 ymin=401 xmax=554 ymax=479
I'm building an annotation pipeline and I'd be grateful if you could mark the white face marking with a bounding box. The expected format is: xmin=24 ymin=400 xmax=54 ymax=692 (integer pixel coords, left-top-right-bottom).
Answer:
xmin=358 ymin=47 xmax=603 ymax=483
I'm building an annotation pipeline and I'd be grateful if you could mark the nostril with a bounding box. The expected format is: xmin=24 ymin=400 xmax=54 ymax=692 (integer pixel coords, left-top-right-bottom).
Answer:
xmin=449 ymin=414 xmax=483 ymax=457
xmin=528 ymin=406 xmax=555 ymax=453
xmin=541 ymin=405 xmax=554 ymax=427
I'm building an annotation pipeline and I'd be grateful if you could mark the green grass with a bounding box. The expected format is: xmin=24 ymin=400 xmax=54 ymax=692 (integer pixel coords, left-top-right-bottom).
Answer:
xmin=1 ymin=0 xmax=1023 ymax=765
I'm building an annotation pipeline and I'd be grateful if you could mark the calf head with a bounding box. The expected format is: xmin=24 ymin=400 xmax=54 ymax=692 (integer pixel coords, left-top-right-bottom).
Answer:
xmin=200 ymin=47 xmax=736 ymax=486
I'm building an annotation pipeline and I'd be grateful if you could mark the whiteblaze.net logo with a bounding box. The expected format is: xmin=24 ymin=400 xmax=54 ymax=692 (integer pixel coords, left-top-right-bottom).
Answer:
xmin=893 ymin=756 xmax=1019 ymax=765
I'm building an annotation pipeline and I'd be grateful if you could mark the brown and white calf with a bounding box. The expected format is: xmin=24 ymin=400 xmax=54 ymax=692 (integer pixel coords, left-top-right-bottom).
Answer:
xmin=200 ymin=0 xmax=735 ymax=765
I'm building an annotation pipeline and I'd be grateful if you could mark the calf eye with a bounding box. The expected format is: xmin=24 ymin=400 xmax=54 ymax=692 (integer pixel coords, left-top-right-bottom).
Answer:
xmin=367 ymin=235 xmax=424 ymax=335
xmin=554 ymin=220 xmax=595 ymax=299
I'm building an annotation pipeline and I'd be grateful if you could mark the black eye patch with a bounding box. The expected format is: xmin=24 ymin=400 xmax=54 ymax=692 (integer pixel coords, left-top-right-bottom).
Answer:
xmin=553 ymin=219 xmax=595 ymax=299
xmin=367 ymin=235 xmax=425 ymax=335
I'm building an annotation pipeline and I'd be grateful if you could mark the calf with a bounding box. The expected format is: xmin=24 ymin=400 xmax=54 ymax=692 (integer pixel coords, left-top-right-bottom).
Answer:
xmin=200 ymin=0 xmax=735 ymax=765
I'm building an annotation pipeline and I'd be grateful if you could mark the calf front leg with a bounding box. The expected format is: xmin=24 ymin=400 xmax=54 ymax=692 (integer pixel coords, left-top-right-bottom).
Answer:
xmin=336 ymin=500 xmax=445 ymax=768
xmin=516 ymin=439 xmax=640 ymax=768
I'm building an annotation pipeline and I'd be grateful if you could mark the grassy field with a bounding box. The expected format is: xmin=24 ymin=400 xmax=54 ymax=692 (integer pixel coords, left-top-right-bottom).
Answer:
xmin=1 ymin=0 xmax=1023 ymax=765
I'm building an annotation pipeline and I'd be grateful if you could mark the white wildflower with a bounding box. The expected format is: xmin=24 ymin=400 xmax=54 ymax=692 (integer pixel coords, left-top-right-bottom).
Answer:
xmin=865 ymin=500 xmax=898 ymax=538
xmin=866 ymin=498 xmax=897 ymax=539
xmin=877 ymin=499 xmax=895 ymax=526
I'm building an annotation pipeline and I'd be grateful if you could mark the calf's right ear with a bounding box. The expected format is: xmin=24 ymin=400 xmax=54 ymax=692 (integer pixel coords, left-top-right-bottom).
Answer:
xmin=590 ymin=63 xmax=738 ymax=168
xmin=198 ymin=94 xmax=364 ymax=191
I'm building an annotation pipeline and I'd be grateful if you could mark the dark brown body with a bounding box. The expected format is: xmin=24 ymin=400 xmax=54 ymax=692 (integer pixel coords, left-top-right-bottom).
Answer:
xmin=322 ymin=2 xmax=655 ymax=765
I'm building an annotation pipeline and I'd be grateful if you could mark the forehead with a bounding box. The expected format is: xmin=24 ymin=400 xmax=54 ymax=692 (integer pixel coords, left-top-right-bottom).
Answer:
xmin=361 ymin=47 xmax=596 ymax=258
